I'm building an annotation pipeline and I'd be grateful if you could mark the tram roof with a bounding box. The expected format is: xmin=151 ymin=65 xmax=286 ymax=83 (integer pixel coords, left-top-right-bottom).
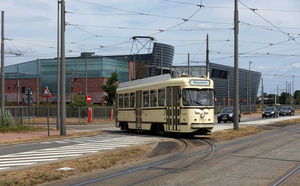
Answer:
xmin=117 ymin=74 xmax=213 ymax=92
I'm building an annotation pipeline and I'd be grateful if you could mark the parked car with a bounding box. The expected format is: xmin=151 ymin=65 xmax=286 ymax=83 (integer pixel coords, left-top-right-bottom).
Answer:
xmin=279 ymin=106 xmax=295 ymax=116
xmin=262 ymin=107 xmax=278 ymax=118
xmin=217 ymin=107 xmax=241 ymax=123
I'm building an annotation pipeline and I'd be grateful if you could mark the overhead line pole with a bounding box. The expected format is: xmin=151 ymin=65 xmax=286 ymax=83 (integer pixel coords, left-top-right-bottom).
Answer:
xmin=206 ymin=34 xmax=209 ymax=78
xmin=57 ymin=0 xmax=60 ymax=130
xmin=60 ymin=0 xmax=66 ymax=135
xmin=234 ymin=0 xmax=239 ymax=130
xmin=1 ymin=11 xmax=5 ymax=113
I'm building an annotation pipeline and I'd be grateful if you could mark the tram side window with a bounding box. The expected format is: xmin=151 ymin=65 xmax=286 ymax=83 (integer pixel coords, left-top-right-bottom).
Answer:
xmin=130 ymin=93 xmax=135 ymax=108
xmin=124 ymin=93 xmax=129 ymax=108
xmin=150 ymin=90 xmax=157 ymax=107
xmin=158 ymin=89 xmax=165 ymax=106
xmin=119 ymin=94 xmax=124 ymax=108
xmin=143 ymin=91 xmax=149 ymax=107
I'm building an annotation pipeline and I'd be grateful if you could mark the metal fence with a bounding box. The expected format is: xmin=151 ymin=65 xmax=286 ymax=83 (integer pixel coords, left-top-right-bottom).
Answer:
xmin=5 ymin=106 xmax=116 ymax=124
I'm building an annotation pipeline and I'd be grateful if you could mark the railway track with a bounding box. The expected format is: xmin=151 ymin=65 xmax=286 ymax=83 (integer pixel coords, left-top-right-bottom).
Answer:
xmin=70 ymin=138 xmax=214 ymax=186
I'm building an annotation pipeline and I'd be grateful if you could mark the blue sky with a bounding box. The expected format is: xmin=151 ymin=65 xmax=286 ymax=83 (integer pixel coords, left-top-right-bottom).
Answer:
xmin=1 ymin=0 xmax=300 ymax=96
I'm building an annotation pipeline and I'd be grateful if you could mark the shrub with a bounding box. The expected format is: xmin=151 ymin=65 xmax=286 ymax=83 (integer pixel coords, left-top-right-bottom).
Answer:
xmin=0 ymin=110 xmax=15 ymax=128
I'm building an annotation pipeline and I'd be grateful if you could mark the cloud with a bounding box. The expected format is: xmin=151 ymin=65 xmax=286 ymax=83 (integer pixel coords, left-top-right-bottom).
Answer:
xmin=292 ymin=63 xmax=300 ymax=68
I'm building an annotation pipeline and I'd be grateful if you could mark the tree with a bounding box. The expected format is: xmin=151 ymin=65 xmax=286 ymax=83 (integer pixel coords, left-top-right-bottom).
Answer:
xmin=100 ymin=72 xmax=119 ymax=106
xmin=294 ymin=90 xmax=300 ymax=100
xmin=296 ymin=94 xmax=300 ymax=104
xmin=69 ymin=93 xmax=92 ymax=107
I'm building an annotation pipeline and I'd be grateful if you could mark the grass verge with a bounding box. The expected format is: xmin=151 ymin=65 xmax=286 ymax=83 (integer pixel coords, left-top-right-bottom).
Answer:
xmin=0 ymin=145 xmax=150 ymax=186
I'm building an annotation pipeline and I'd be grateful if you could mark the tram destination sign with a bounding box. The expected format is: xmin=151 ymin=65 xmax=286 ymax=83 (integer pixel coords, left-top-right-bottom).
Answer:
xmin=190 ymin=80 xmax=210 ymax=86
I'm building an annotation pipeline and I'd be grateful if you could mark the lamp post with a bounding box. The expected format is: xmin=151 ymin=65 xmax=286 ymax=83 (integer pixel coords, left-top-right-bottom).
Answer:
xmin=249 ymin=61 xmax=252 ymax=115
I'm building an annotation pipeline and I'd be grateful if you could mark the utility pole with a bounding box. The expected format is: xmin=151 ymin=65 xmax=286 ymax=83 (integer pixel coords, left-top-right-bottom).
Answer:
xmin=292 ymin=75 xmax=294 ymax=106
xmin=60 ymin=0 xmax=66 ymax=135
xmin=36 ymin=59 xmax=39 ymax=117
xmin=261 ymin=78 xmax=264 ymax=111
xmin=246 ymin=72 xmax=248 ymax=106
xmin=133 ymin=54 xmax=135 ymax=79
xmin=188 ymin=53 xmax=190 ymax=76
xmin=57 ymin=0 xmax=60 ymax=130
xmin=227 ymin=68 xmax=229 ymax=107
xmin=17 ymin=66 xmax=19 ymax=103
xmin=1 ymin=11 xmax=5 ymax=112
xmin=160 ymin=46 xmax=163 ymax=75
xmin=206 ymin=34 xmax=209 ymax=78
xmin=71 ymin=69 xmax=73 ymax=101
xmin=85 ymin=57 xmax=87 ymax=102
xmin=286 ymin=82 xmax=287 ymax=105
xmin=249 ymin=61 xmax=252 ymax=115
xmin=234 ymin=0 xmax=239 ymax=129
xmin=275 ymin=74 xmax=276 ymax=104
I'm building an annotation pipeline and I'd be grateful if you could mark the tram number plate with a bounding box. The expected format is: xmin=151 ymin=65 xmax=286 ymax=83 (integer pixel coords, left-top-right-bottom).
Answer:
xmin=200 ymin=118 xmax=207 ymax=122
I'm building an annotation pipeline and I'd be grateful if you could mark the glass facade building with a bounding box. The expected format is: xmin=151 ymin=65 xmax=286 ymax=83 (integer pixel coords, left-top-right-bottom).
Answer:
xmin=2 ymin=54 xmax=129 ymax=94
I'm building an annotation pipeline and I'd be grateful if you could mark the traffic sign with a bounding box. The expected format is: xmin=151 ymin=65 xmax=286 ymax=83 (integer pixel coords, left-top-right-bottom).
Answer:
xmin=25 ymin=88 xmax=33 ymax=97
xmin=87 ymin=95 xmax=91 ymax=103
xmin=25 ymin=97 xmax=33 ymax=106
xmin=54 ymin=97 xmax=56 ymax=102
xmin=214 ymin=97 xmax=217 ymax=102
xmin=42 ymin=86 xmax=51 ymax=97
xmin=244 ymin=99 xmax=247 ymax=103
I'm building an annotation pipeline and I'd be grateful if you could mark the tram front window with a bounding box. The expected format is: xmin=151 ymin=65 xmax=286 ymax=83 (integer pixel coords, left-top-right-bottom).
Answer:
xmin=182 ymin=89 xmax=214 ymax=106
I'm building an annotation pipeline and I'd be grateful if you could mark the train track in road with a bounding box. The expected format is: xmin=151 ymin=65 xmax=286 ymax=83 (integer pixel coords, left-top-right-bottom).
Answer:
xmin=71 ymin=138 xmax=215 ymax=186
xmin=271 ymin=164 xmax=300 ymax=186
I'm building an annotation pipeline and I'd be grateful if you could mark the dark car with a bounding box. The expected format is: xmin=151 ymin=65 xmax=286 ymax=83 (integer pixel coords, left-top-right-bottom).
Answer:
xmin=262 ymin=107 xmax=278 ymax=118
xmin=279 ymin=106 xmax=295 ymax=116
xmin=217 ymin=107 xmax=241 ymax=123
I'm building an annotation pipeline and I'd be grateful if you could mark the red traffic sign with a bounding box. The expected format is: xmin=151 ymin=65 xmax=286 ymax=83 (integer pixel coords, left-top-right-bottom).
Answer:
xmin=42 ymin=86 xmax=51 ymax=97
xmin=87 ymin=95 xmax=91 ymax=103
xmin=214 ymin=97 xmax=217 ymax=102
xmin=244 ymin=99 xmax=247 ymax=103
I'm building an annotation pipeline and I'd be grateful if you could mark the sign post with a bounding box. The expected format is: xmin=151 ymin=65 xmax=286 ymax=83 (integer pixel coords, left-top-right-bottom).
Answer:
xmin=42 ymin=86 xmax=51 ymax=136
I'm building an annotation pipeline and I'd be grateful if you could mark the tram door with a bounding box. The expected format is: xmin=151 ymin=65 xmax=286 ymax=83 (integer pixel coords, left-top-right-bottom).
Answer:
xmin=166 ymin=86 xmax=180 ymax=131
xmin=136 ymin=90 xmax=142 ymax=129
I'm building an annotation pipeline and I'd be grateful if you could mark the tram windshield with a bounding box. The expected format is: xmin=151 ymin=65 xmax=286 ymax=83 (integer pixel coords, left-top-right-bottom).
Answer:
xmin=182 ymin=89 xmax=214 ymax=106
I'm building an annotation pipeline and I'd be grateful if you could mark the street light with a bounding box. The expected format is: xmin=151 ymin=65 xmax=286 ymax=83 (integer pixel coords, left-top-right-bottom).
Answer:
xmin=249 ymin=61 xmax=252 ymax=115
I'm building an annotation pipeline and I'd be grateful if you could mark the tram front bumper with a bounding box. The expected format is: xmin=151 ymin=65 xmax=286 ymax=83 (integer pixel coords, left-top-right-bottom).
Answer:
xmin=191 ymin=123 xmax=214 ymax=129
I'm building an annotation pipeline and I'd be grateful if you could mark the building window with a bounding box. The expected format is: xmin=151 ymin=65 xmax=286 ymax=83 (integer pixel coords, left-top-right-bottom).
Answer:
xmin=22 ymin=86 xmax=25 ymax=93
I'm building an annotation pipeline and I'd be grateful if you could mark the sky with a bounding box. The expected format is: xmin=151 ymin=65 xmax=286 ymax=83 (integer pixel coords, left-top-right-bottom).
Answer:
xmin=1 ymin=0 xmax=300 ymax=96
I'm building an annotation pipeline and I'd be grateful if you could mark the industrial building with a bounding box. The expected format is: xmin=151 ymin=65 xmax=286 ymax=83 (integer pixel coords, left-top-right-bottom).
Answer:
xmin=1 ymin=40 xmax=260 ymax=106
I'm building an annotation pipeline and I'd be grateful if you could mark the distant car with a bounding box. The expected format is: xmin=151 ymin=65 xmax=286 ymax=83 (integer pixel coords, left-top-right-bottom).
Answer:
xmin=262 ymin=107 xmax=278 ymax=118
xmin=279 ymin=106 xmax=295 ymax=116
xmin=217 ymin=107 xmax=241 ymax=123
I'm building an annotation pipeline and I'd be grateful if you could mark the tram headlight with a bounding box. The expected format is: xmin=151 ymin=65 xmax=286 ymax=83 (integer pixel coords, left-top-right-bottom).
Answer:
xmin=200 ymin=113 xmax=205 ymax=118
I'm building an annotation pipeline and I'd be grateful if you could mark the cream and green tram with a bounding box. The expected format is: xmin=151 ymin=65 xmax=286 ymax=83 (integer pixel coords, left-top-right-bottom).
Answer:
xmin=115 ymin=74 xmax=214 ymax=135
